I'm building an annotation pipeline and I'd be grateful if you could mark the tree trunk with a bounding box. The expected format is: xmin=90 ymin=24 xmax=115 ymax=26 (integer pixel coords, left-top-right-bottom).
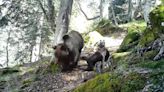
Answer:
xmin=134 ymin=0 xmax=142 ymax=19
xmin=50 ymin=0 xmax=73 ymax=62
xmin=38 ymin=0 xmax=56 ymax=33
xmin=6 ymin=30 xmax=11 ymax=67
xmin=53 ymin=0 xmax=73 ymax=46
xmin=143 ymin=0 xmax=151 ymax=24
xmin=128 ymin=0 xmax=133 ymax=21
xmin=110 ymin=1 xmax=118 ymax=26
xmin=99 ymin=0 xmax=104 ymax=18
xmin=48 ymin=0 xmax=56 ymax=33
xmin=38 ymin=15 xmax=44 ymax=60
xmin=29 ymin=45 xmax=34 ymax=62
xmin=38 ymin=33 xmax=42 ymax=60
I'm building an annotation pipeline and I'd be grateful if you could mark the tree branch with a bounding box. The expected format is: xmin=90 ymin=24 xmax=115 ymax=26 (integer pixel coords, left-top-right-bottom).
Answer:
xmin=78 ymin=2 xmax=100 ymax=20
xmin=37 ymin=0 xmax=49 ymax=21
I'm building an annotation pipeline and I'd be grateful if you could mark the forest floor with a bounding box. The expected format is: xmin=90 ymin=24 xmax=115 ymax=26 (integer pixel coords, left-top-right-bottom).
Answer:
xmin=0 ymin=31 xmax=126 ymax=92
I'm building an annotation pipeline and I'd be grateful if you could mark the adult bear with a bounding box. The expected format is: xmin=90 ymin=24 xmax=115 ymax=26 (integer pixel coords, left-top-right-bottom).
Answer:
xmin=53 ymin=31 xmax=84 ymax=71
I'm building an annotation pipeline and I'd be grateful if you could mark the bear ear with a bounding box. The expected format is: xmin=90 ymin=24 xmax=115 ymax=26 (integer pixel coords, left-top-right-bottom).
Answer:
xmin=63 ymin=35 xmax=69 ymax=41
xmin=52 ymin=46 xmax=57 ymax=49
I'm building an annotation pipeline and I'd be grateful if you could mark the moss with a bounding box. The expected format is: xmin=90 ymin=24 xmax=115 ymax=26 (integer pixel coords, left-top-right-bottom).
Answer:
xmin=92 ymin=19 xmax=124 ymax=36
xmin=118 ymin=24 xmax=146 ymax=52
xmin=139 ymin=28 xmax=158 ymax=47
xmin=21 ymin=78 xmax=33 ymax=89
xmin=113 ymin=52 xmax=130 ymax=61
xmin=121 ymin=72 xmax=146 ymax=92
xmin=82 ymin=33 xmax=90 ymax=44
xmin=118 ymin=31 xmax=140 ymax=52
xmin=95 ymin=19 xmax=112 ymax=35
xmin=74 ymin=72 xmax=146 ymax=92
xmin=74 ymin=73 xmax=125 ymax=92
xmin=139 ymin=5 xmax=164 ymax=47
xmin=0 ymin=67 xmax=19 ymax=75
xmin=143 ymin=50 xmax=158 ymax=60
xmin=22 ymin=78 xmax=33 ymax=85
xmin=149 ymin=5 xmax=164 ymax=32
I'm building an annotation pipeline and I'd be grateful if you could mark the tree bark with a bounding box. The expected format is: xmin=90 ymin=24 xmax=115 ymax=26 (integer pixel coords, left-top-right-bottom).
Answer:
xmin=110 ymin=1 xmax=118 ymax=26
xmin=38 ymin=0 xmax=56 ymax=33
xmin=143 ymin=0 xmax=151 ymax=24
xmin=134 ymin=0 xmax=142 ymax=19
xmin=128 ymin=0 xmax=133 ymax=21
xmin=6 ymin=30 xmax=11 ymax=67
xmin=38 ymin=15 xmax=44 ymax=60
xmin=47 ymin=0 xmax=56 ymax=33
xmin=99 ymin=0 xmax=104 ymax=18
xmin=50 ymin=0 xmax=73 ymax=62
xmin=29 ymin=46 xmax=33 ymax=63
xmin=53 ymin=0 xmax=73 ymax=46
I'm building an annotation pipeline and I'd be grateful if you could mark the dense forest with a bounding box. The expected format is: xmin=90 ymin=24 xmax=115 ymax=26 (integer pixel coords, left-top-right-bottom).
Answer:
xmin=0 ymin=0 xmax=164 ymax=92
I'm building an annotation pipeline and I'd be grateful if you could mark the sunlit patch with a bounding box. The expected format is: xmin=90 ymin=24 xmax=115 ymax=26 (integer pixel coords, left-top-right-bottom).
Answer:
xmin=62 ymin=74 xmax=79 ymax=82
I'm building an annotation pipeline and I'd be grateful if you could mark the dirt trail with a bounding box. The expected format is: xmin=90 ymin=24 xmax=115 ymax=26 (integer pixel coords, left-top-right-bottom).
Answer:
xmin=52 ymin=34 xmax=126 ymax=91
xmin=1 ymin=33 xmax=126 ymax=92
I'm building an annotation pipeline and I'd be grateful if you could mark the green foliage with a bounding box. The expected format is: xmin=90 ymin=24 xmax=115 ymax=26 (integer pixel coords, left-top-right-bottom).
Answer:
xmin=82 ymin=33 xmax=90 ymax=44
xmin=161 ymin=0 xmax=164 ymax=4
xmin=95 ymin=19 xmax=113 ymax=35
xmin=93 ymin=19 xmax=124 ymax=36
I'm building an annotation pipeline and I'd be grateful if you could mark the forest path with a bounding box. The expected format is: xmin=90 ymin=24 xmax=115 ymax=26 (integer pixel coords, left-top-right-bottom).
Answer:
xmin=0 ymin=31 xmax=126 ymax=92
xmin=53 ymin=32 xmax=127 ymax=92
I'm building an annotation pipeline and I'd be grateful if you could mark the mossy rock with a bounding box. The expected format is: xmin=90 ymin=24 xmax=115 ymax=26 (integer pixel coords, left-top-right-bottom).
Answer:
xmin=149 ymin=5 xmax=164 ymax=32
xmin=139 ymin=5 xmax=164 ymax=47
xmin=118 ymin=31 xmax=140 ymax=52
xmin=139 ymin=28 xmax=159 ymax=47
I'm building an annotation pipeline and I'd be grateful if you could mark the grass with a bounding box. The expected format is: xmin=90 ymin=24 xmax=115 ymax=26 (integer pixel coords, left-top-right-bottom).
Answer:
xmin=119 ymin=20 xmax=146 ymax=29
xmin=137 ymin=59 xmax=164 ymax=69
